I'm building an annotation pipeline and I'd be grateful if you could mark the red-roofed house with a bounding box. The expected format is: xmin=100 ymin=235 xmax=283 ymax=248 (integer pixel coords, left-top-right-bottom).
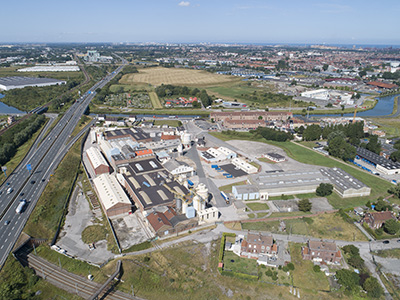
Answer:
xmin=135 ymin=149 xmax=153 ymax=158
xmin=367 ymin=81 xmax=398 ymax=90
xmin=362 ymin=211 xmax=396 ymax=229
xmin=302 ymin=240 xmax=342 ymax=264
xmin=240 ymin=232 xmax=277 ymax=259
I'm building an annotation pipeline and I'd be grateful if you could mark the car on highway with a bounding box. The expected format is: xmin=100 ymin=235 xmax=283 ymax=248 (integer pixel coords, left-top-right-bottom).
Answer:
xmin=382 ymin=240 xmax=390 ymax=244
xmin=20 ymin=192 xmax=24 ymax=196
xmin=42 ymin=178 xmax=45 ymax=182
xmin=4 ymin=220 xmax=10 ymax=225
xmin=30 ymin=180 xmax=36 ymax=184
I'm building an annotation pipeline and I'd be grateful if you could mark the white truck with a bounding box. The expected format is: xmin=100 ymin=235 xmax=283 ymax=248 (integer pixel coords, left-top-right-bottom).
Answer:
xmin=15 ymin=199 xmax=26 ymax=214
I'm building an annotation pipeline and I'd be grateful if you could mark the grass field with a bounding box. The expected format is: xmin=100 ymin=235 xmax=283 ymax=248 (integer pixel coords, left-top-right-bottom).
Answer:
xmin=246 ymin=202 xmax=269 ymax=211
xmin=210 ymin=131 xmax=393 ymax=208
xmin=290 ymin=243 xmax=331 ymax=292
xmin=257 ymin=157 xmax=277 ymax=164
xmin=149 ymin=91 xmax=162 ymax=108
xmin=242 ymin=212 xmax=367 ymax=241
xmin=374 ymin=248 xmax=400 ymax=259
xmin=120 ymin=67 xmax=238 ymax=87
xmin=370 ymin=117 xmax=400 ymax=137
xmin=153 ymin=119 xmax=182 ymax=127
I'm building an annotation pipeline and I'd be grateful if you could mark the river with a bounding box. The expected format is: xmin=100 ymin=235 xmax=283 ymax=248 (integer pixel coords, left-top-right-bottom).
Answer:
xmin=0 ymin=94 xmax=26 ymax=114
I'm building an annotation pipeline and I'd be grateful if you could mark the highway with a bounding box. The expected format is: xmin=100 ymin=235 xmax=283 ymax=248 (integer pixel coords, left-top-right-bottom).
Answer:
xmin=0 ymin=59 xmax=127 ymax=269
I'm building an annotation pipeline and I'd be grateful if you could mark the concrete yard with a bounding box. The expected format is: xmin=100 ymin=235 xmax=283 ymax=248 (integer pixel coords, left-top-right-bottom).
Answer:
xmin=111 ymin=212 xmax=154 ymax=250
xmin=57 ymin=184 xmax=114 ymax=266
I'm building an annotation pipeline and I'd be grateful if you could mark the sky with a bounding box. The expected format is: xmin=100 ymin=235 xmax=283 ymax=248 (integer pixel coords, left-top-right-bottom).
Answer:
xmin=1 ymin=0 xmax=400 ymax=45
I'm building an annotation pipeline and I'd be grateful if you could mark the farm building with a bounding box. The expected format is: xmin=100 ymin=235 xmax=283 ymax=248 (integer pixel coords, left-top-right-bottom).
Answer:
xmin=320 ymin=167 xmax=371 ymax=198
xmin=92 ymin=174 xmax=132 ymax=218
xmin=232 ymin=158 xmax=258 ymax=174
xmin=0 ymin=76 xmax=66 ymax=91
xmin=85 ymin=147 xmax=110 ymax=176
xmin=232 ymin=185 xmax=259 ymax=200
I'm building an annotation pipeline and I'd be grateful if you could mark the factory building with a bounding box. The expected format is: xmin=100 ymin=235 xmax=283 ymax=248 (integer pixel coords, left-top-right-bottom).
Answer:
xmin=356 ymin=147 xmax=400 ymax=175
xmin=0 ymin=76 xmax=66 ymax=91
xmin=163 ymin=159 xmax=195 ymax=177
xmin=198 ymin=207 xmax=219 ymax=224
xmin=263 ymin=153 xmax=286 ymax=163
xmin=17 ymin=65 xmax=80 ymax=72
xmin=145 ymin=206 xmax=198 ymax=237
xmin=119 ymin=158 xmax=189 ymax=212
xmin=320 ymin=168 xmax=371 ymax=198
xmin=92 ymin=174 xmax=132 ymax=218
xmin=232 ymin=185 xmax=259 ymax=200
xmin=232 ymin=157 xmax=258 ymax=174
xmin=250 ymin=170 xmax=331 ymax=200
xmin=210 ymin=111 xmax=292 ymax=122
xmin=85 ymin=147 xmax=110 ymax=176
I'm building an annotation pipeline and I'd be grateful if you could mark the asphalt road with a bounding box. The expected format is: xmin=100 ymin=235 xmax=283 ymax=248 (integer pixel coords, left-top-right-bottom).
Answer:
xmin=0 ymin=59 xmax=127 ymax=269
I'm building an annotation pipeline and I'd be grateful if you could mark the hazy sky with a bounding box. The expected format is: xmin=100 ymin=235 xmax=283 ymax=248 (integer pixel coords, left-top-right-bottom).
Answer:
xmin=2 ymin=0 xmax=400 ymax=45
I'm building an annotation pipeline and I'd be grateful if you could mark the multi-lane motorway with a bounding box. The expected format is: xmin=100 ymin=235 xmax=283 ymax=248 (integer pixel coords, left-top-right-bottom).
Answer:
xmin=0 ymin=59 xmax=127 ymax=269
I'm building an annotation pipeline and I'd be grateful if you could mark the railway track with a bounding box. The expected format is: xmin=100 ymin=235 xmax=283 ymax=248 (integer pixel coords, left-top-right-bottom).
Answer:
xmin=17 ymin=254 xmax=140 ymax=300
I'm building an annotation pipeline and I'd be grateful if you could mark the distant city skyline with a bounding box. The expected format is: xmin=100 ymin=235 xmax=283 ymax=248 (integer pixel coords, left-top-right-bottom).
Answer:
xmin=1 ymin=0 xmax=400 ymax=45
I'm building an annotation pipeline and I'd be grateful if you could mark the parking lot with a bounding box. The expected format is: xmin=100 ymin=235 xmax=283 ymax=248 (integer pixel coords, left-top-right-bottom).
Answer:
xmin=219 ymin=163 xmax=247 ymax=177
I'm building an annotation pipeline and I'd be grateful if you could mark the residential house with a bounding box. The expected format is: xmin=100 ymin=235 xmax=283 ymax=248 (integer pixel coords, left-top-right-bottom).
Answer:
xmin=363 ymin=211 xmax=396 ymax=229
xmin=302 ymin=240 xmax=341 ymax=264
xmin=240 ymin=233 xmax=277 ymax=259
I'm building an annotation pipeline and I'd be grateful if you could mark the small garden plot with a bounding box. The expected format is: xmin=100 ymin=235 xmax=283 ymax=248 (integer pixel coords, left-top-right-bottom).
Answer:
xmin=246 ymin=202 xmax=269 ymax=212
xmin=223 ymin=251 xmax=258 ymax=276
xmin=104 ymin=92 xmax=152 ymax=109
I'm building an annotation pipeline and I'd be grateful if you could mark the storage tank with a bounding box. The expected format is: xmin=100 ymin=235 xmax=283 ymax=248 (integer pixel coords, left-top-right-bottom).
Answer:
xmin=186 ymin=206 xmax=196 ymax=219
xmin=182 ymin=201 xmax=188 ymax=214
xmin=196 ymin=183 xmax=208 ymax=200
xmin=176 ymin=198 xmax=182 ymax=212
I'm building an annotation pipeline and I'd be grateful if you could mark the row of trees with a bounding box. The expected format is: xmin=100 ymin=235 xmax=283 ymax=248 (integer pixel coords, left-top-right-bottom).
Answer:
xmin=0 ymin=114 xmax=45 ymax=166
xmin=155 ymin=84 xmax=213 ymax=107
xmin=252 ymin=127 xmax=294 ymax=142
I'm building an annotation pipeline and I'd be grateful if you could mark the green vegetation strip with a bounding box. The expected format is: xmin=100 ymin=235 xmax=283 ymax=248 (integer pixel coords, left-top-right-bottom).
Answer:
xmin=25 ymin=137 xmax=82 ymax=240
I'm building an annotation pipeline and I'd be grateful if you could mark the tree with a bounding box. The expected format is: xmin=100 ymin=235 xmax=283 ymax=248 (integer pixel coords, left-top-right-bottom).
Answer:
xmin=348 ymin=255 xmax=364 ymax=269
xmin=390 ymin=150 xmax=400 ymax=162
xmin=363 ymin=277 xmax=383 ymax=298
xmin=313 ymin=265 xmax=321 ymax=272
xmin=316 ymin=183 xmax=333 ymax=197
xmin=303 ymin=124 xmax=322 ymax=141
xmin=383 ymin=219 xmax=400 ymax=235
xmin=298 ymin=199 xmax=312 ymax=212
xmin=336 ymin=269 xmax=360 ymax=292
xmin=342 ymin=245 xmax=359 ymax=257
xmin=388 ymin=183 xmax=400 ymax=198
xmin=366 ymin=135 xmax=381 ymax=154
xmin=374 ymin=199 xmax=392 ymax=212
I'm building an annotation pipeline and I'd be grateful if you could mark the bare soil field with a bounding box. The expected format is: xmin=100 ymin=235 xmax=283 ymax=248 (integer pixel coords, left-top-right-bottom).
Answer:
xmin=120 ymin=67 xmax=239 ymax=87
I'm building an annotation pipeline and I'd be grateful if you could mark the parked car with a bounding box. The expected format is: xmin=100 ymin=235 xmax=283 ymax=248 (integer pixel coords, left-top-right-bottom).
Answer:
xmin=382 ymin=240 xmax=390 ymax=244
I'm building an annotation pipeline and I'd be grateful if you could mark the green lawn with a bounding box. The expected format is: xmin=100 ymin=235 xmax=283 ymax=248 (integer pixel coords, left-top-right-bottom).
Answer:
xmin=210 ymin=131 xmax=392 ymax=208
xmin=218 ymin=180 xmax=247 ymax=193
xmin=290 ymin=243 xmax=330 ymax=292
xmin=223 ymin=251 xmax=258 ymax=276
xmin=153 ymin=119 xmax=182 ymax=127
xmin=259 ymin=266 xmax=292 ymax=285
xmin=258 ymin=157 xmax=277 ymax=164
xmin=246 ymin=202 xmax=269 ymax=211
xmin=149 ymin=91 xmax=162 ymax=108
xmin=374 ymin=249 xmax=400 ymax=259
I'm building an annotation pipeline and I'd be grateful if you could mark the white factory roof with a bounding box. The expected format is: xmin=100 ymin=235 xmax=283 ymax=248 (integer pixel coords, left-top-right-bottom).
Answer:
xmin=217 ymin=146 xmax=236 ymax=157
xmin=18 ymin=66 xmax=80 ymax=72
xmin=93 ymin=174 xmax=131 ymax=211
xmin=86 ymin=147 xmax=109 ymax=169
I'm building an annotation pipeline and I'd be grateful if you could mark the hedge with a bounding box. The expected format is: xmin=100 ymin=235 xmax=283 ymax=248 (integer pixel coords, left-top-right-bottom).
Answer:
xmin=219 ymin=232 xmax=236 ymax=263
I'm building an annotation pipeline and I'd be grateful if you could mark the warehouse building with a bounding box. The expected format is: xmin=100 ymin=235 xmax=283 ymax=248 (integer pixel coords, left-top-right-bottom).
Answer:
xmin=232 ymin=185 xmax=259 ymax=200
xmin=250 ymin=170 xmax=330 ymax=200
xmin=0 ymin=76 xmax=66 ymax=91
xmin=86 ymin=147 xmax=110 ymax=176
xmin=356 ymin=147 xmax=400 ymax=175
xmin=263 ymin=153 xmax=286 ymax=163
xmin=17 ymin=65 xmax=80 ymax=72
xmin=320 ymin=167 xmax=371 ymax=198
xmin=93 ymin=174 xmax=132 ymax=218
xmin=232 ymin=157 xmax=258 ymax=174
xmin=210 ymin=111 xmax=292 ymax=122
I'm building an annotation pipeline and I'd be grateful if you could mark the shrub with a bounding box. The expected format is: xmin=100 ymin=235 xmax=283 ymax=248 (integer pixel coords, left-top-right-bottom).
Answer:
xmin=265 ymin=269 xmax=273 ymax=277
xmin=282 ymin=266 xmax=289 ymax=272
xmin=286 ymin=263 xmax=295 ymax=271
xmin=313 ymin=265 xmax=321 ymax=272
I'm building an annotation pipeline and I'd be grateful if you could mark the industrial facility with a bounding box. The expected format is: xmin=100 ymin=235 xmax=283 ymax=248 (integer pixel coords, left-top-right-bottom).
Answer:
xmin=0 ymin=76 xmax=66 ymax=91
